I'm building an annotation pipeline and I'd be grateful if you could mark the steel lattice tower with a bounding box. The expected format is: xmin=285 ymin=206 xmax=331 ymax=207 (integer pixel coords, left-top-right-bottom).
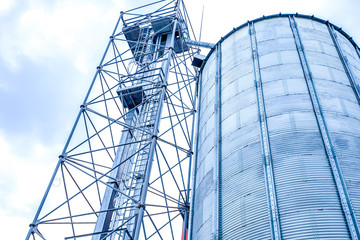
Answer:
xmin=26 ymin=1 xmax=200 ymax=239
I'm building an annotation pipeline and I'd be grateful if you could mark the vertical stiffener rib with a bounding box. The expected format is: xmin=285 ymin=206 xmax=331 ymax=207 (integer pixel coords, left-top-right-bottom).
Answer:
xmin=213 ymin=43 xmax=222 ymax=239
xmin=328 ymin=24 xmax=360 ymax=105
xmin=249 ymin=22 xmax=282 ymax=240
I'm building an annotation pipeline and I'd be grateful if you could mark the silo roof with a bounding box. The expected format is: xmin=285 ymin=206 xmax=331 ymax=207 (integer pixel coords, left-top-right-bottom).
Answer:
xmin=199 ymin=13 xmax=360 ymax=72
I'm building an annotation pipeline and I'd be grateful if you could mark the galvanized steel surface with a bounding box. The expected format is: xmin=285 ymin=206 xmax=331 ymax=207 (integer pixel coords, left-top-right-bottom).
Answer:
xmin=190 ymin=14 xmax=360 ymax=239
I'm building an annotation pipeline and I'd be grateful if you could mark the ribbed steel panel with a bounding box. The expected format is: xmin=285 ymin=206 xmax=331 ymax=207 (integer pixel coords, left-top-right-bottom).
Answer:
xmin=190 ymin=14 xmax=360 ymax=240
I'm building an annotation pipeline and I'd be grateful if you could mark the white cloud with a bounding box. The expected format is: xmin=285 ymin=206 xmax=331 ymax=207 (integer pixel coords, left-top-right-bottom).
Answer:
xmin=74 ymin=54 xmax=91 ymax=74
xmin=0 ymin=0 xmax=123 ymax=72
xmin=0 ymin=0 xmax=15 ymax=12
xmin=0 ymin=132 xmax=61 ymax=239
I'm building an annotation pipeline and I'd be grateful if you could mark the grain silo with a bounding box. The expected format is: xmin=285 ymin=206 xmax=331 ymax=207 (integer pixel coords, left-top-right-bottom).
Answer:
xmin=190 ymin=14 xmax=360 ymax=239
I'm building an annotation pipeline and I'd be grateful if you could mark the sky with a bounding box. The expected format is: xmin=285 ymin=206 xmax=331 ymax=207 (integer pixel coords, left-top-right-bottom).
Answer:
xmin=0 ymin=0 xmax=360 ymax=239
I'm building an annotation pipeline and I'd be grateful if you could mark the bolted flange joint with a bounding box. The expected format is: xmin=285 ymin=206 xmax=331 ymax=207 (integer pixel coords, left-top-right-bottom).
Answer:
xmin=29 ymin=222 xmax=38 ymax=233
xmin=58 ymin=154 xmax=66 ymax=162
xmin=136 ymin=202 xmax=145 ymax=209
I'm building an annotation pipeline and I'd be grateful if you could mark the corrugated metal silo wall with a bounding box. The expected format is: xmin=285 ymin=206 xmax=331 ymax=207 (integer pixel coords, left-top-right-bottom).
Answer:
xmin=190 ymin=14 xmax=360 ymax=239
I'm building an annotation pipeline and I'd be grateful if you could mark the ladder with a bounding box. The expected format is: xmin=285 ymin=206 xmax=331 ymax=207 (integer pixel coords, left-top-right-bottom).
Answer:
xmin=107 ymin=80 xmax=162 ymax=240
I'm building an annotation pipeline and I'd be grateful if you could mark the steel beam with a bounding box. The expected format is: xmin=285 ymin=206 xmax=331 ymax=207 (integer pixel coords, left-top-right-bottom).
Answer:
xmin=185 ymin=39 xmax=215 ymax=49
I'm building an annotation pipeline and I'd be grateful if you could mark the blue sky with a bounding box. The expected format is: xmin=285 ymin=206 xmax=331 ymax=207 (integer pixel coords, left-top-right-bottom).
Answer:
xmin=0 ymin=0 xmax=359 ymax=239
